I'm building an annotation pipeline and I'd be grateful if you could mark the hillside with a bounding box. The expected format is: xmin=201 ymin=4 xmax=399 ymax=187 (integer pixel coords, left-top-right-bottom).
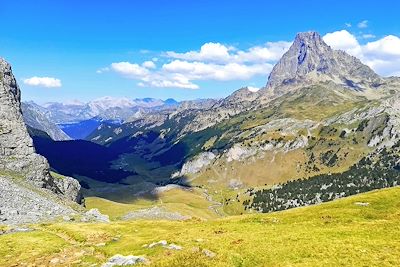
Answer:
xmin=22 ymin=101 xmax=71 ymax=141
xmin=1 ymin=186 xmax=400 ymax=266
xmin=26 ymin=32 xmax=400 ymax=218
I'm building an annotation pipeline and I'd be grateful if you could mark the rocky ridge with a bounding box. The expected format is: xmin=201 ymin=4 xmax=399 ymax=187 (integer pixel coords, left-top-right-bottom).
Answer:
xmin=22 ymin=101 xmax=71 ymax=141
xmin=0 ymin=57 xmax=82 ymax=225
xmin=265 ymin=31 xmax=383 ymax=94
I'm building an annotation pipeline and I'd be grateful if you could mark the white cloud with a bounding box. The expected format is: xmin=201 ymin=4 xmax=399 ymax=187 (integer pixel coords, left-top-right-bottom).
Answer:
xmin=345 ymin=23 xmax=352 ymax=28
xmin=324 ymin=30 xmax=400 ymax=76
xmin=357 ymin=20 xmax=368 ymax=28
xmin=23 ymin=76 xmax=62 ymax=88
xmin=363 ymin=35 xmax=400 ymax=58
xmin=96 ymin=67 xmax=110 ymax=74
xmin=165 ymin=41 xmax=291 ymax=64
xmin=103 ymin=30 xmax=400 ymax=90
xmin=166 ymin=42 xmax=232 ymax=63
xmin=234 ymin=41 xmax=292 ymax=63
xmin=323 ymin=30 xmax=361 ymax=57
xmin=105 ymin=41 xmax=286 ymax=89
xmin=142 ymin=61 xmax=156 ymax=69
xmin=362 ymin=34 xmax=376 ymax=39
xmin=247 ymin=86 xmax=260 ymax=92
xmin=162 ymin=60 xmax=272 ymax=81
xmin=111 ymin=62 xmax=149 ymax=78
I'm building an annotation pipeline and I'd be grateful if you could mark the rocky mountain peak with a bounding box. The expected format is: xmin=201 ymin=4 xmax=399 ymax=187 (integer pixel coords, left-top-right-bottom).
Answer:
xmin=265 ymin=31 xmax=382 ymax=94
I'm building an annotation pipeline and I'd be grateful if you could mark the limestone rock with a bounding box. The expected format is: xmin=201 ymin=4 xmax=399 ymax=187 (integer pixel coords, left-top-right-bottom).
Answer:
xmin=265 ymin=31 xmax=382 ymax=95
xmin=102 ymin=254 xmax=148 ymax=267
xmin=82 ymin=208 xmax=110 ymax=223
xmin=0 ymin=57 xmax=82 ymax=224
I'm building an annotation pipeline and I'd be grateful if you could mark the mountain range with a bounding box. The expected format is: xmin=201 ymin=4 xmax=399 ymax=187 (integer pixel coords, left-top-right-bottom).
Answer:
xmin=3 ymin=30 xmax=400 ymax=266
xmin=20 ymin=31 xmax=400 ymax=216
xmin=3 ymin=31 xmax=400 ymax=225
xmin=22 ymin=97 xmax=179 ymax=140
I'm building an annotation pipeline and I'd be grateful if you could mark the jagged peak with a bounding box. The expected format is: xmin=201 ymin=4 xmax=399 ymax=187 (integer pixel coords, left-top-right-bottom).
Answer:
xmin=265 ymin=31 xmax=382 ymax=93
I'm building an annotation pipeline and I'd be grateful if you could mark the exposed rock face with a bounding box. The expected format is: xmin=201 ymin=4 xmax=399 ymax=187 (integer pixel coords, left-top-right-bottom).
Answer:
xmin=0 ymin=58 xmax=57 ymax=189
xmin=0 ymin=176 xmax=77 ymax=225
xmin=173 ymin=152 xmax=216 ymax=177
xmin=22 ymin=101 xmax=71 ymax=141
xmin=54 ymin=176 xmax=83 ymax=203
xmin=0 ymin=58 xmax=82 ymax=224
xmin=265 ymin=31 xmax=382 ymax=94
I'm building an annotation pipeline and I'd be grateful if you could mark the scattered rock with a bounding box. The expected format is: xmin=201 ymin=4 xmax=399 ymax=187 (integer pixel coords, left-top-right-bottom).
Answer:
xmin=166 ymin=244 xmax=182 ymax=250
xmin=49 ymin=258 xmax=60 ymax=265
xmin=202 ymin=249 xmax=216 ymax=258
xmin=81 ymin=208 xmax=110 ymax=223
xmin=0 ymin=177 xmax=77 ymax=225
xmin=146 ymin=240 xmax=183 ymax=250
xmin=122 ymin=206 xmax=190 ymax=221
xmin=148 ymin=240 xmax=168 ymax=248
xmin=102 ymin=254 xmax=148 ymax=267
xmin=354 ymin=202 xmax=370 ymax=206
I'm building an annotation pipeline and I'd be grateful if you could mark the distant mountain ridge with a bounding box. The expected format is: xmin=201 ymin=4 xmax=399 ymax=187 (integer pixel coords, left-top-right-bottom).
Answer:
xmin=22 ymin=101 xmax=71 ymax=141
xmin=38 ymin=97 xmax=180 ymax=124
xmin=22 ymin=97 xmax=180 ymax=140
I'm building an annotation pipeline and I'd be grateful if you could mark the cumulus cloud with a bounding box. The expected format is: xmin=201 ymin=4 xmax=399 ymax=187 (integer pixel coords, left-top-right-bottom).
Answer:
xmin=357 ymin=20 xmax=368 ymax=28
xmin=111 ymin=62 xmax=149 ymax=77
xmin=104 ymin=41 xmax=289 ymax=89
xmin=102 ymin=30 xmax=400 ymax=90
xmin=165 ymin=42 xmax=233 ymax=63
xmin=23 ymin=76 xmax=62 ymax=88
xmin=162 ymin=60 xmax=272 ymax=81
xmin=165 ymin=41 xmax=291 ymax=64
xmin=142 ymin=61 xmax=156 ymax=69
xmin=323 ymin=30 xmax=400 ymax=76
xmin=362 ymin=34 xmax=376 ymax=39
xmin=323 ymin=30 xmax=362 ymax=57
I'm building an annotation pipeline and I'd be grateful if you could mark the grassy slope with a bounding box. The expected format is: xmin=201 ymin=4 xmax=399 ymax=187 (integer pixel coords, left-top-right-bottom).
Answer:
xmin=85 ymin=187 xmax=220 ymax=220
xmin=1 ymin=187 xmax=400 ymax=266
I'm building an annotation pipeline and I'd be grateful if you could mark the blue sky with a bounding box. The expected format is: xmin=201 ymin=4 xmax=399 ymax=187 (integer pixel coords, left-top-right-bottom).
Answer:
xmin=1 ymin=0 xmax=400 ymax=103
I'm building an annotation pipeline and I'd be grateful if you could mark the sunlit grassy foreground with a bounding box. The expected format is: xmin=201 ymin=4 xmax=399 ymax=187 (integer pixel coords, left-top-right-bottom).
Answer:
xmin=1 ymin=187 xmax=400 ymax=266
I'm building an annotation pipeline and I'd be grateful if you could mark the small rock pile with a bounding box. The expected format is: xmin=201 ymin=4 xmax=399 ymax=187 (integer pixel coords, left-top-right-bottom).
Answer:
xmin=102 ymin=254 xmax=148 ymax=267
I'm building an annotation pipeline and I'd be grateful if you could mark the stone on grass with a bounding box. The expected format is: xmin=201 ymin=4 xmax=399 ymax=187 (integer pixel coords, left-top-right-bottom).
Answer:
xmin=102 ymin=254 xmax=148 ymax=267
xmin=202 ymin=249 xmax=216 ymax=258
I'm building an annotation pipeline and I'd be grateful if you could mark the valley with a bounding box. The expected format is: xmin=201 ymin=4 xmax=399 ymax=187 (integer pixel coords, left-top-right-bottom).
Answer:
xmin=2 ymin=28 xmax=400 ymax=266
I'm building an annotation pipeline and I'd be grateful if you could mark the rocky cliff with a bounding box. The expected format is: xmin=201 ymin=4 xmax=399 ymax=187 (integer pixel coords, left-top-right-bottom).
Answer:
xmin=0 ymin=58 xmax=82 ymax=224
xmin=265 ymin=31 xmax=383 ymax=95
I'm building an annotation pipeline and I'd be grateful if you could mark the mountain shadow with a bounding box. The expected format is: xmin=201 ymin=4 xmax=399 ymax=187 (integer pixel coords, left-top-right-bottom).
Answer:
xmin=32 ymin=135 xmax=134 ymax=183
xmin=29 ymin=127 xmax=194 ymax=203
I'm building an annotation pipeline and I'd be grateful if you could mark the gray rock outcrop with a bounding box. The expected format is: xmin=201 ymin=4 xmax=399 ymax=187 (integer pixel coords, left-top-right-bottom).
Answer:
xmin=265 ymin=31 xmax=382 ymax=94
xmin=0 ymin=176 xmax=77 ymax=225
xmin=0 ymin=57 xmax=82 ymax=224
xmin=102 ymin=254 xmax=148 ymax=267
